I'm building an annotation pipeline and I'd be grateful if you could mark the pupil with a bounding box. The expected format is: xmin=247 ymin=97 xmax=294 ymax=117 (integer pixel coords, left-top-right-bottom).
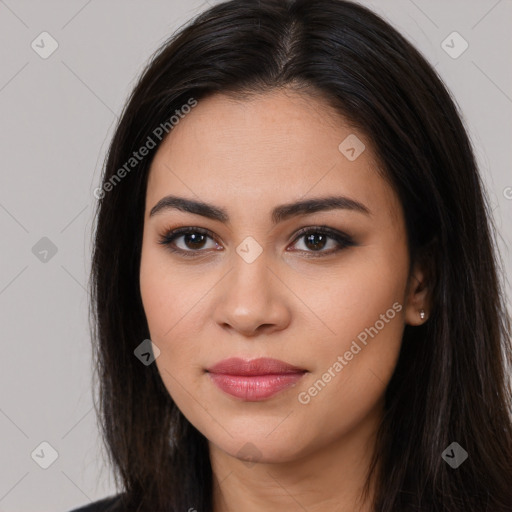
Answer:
xmin=305 ymin=233 xmax=326 ymax=251
xmin=182 ymin=232 xmax=327 ymax=251
xmin=185 ymin=233 xmax=206 ymax=249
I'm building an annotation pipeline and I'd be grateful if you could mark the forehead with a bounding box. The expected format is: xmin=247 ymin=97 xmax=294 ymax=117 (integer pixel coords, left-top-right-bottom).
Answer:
xmin=153 ymin=89 xmax=352 ymax=169
xmin=146 ymin=90 xmax=401 ymax=225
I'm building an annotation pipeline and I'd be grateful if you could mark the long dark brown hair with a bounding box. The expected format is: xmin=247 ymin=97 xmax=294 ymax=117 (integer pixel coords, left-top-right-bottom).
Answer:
xmin=89 ymin=1 xmax=512 ymax=510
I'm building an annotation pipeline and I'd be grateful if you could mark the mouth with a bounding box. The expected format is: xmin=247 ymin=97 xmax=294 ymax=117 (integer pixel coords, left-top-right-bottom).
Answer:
xmin=206 ymin=357 xmax=307 ymax=401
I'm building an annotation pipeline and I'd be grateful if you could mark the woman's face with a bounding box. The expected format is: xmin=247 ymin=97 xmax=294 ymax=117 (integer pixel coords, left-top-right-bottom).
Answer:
xmin=139 ymin=89 xmax=423 ymax=464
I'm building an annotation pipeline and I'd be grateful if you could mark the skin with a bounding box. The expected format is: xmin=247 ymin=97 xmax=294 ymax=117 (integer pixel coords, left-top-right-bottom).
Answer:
xmin=139 ymin=89 xmax=431 ymax=512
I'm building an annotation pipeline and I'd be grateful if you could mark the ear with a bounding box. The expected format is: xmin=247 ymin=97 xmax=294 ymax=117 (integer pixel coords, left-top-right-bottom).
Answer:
xmin=404 ymin=241 xmax=436 ymax=326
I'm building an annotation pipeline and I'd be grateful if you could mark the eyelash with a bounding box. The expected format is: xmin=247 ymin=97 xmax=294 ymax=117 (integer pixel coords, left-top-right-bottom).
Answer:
xmin=157 ymin=225 xmax=355 ymax=259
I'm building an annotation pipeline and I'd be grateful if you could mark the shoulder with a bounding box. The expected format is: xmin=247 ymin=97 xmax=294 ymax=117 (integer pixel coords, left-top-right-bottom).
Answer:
xmin=67 ymin=493 xmax=125 ymax=512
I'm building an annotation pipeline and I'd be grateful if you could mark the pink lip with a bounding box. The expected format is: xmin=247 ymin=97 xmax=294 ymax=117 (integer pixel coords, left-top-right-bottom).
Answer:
xmin=206 ymin=357 xmax=307 ymax=401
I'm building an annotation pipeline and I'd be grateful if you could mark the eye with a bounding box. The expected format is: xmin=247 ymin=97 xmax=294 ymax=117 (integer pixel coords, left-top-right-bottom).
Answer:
xmin=288 ymin=226 xmax=355 ymax=257
xmin=157 ymin=225 xmax=354 ymax=258
xmin=158 ymin=227 xmax=220 ymax=257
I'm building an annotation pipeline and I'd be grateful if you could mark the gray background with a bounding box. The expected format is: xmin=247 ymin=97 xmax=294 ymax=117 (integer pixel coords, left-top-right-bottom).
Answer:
xmin=0 ymin=1 xmax=510 ymax=511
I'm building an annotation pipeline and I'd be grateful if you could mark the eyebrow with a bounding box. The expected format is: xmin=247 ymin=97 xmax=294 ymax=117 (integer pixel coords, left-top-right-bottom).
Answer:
xmin=149 ymin=194 xmax=371 ymax=223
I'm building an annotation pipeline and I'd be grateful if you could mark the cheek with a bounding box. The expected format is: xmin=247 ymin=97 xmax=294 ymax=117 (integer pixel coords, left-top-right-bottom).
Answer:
xmin=307 ymin=248 xmax=407 ymax=344
xmin=293 ymin=245 xmax=407 ymax=411
xmin=294 ymin=296 xmax=405 ymax=448
xmin=140 ymin=263 xmax=202 ymax=417
xmin=139 ymin=245 xmax=209 ymax=388
xmin=140 ymin=242 xmax=197 ymax=340
xmin=301 ymin=284 xmax=405 ymax=393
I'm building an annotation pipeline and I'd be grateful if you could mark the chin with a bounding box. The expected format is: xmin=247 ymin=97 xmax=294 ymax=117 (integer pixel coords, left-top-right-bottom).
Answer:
xmin=208 ymin=428 xmax=313 ymax=465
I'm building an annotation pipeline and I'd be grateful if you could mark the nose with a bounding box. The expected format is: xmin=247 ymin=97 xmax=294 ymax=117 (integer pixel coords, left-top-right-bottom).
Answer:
xmin=212 ymin=254 xmax=292 ymax=338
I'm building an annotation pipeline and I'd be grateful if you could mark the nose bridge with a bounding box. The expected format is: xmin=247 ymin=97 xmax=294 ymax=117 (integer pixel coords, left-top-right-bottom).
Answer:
xmin=213 ymin=241 xmax=290 ymax=334
xmin=227 ymin=243 xmax=274 ymax=309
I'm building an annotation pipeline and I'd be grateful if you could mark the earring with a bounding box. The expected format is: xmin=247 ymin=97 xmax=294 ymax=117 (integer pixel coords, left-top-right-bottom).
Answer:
xmin=419 ymin=309 xmax=426 ymax=320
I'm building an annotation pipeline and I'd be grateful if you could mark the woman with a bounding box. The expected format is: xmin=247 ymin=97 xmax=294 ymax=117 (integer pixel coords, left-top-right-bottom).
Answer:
xmin=71 ymin=0 xmax=512 ymax=510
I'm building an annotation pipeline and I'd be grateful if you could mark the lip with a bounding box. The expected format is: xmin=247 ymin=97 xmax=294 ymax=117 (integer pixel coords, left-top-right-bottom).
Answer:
xmin=206 ymin=357 xmax=307 ymax=401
